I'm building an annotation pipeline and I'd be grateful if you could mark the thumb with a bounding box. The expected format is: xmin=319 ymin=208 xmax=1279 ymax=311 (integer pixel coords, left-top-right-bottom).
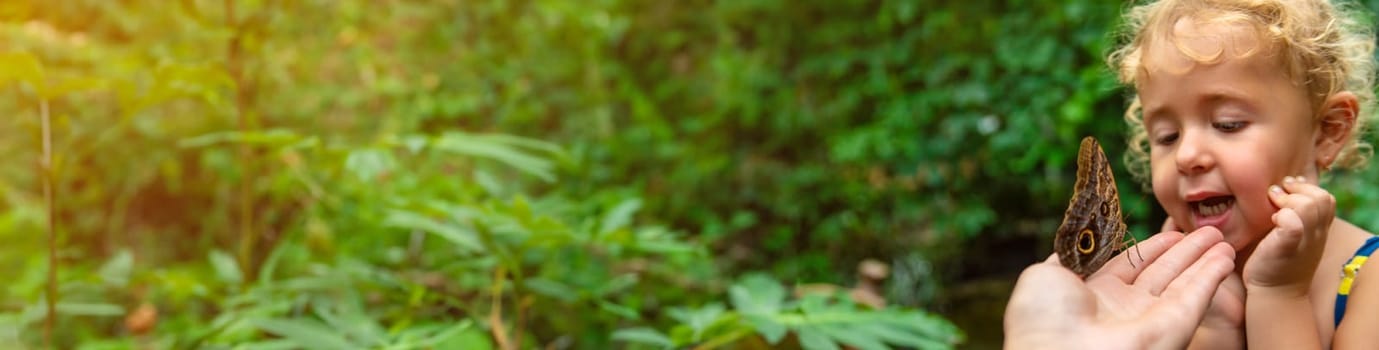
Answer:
xmin=1007 ymin=262 xmax=1092 ymax=329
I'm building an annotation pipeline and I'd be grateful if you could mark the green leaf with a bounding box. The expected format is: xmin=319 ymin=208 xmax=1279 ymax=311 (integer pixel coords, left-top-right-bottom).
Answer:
xmin=257 ymin=236 xmax=292 ymax=285
xmin=312 ymin=301 xmax=385 ymax=347
xmin=208 ymin=249 xmax=243 ymax=285
xmin=818 ymin=324 xmax=888 ymax=350
xmin=474 ymin=132 xmax=566 ymax=156
xmin=598 ymin=299 xmax=641 ymax=320
xmin=150 ymin=63 xmax=236 ymax=107
xmin=98 ymin=249 xmax=133 ymax=288
xmin=730 ymin=273 xmax=785 ymax=315
xmin=631 ymin=227 xmax=699 ymax=255
xmin=436 ymin=325 xmax=495 ymax=350
xmin=599 ymin=198 xmax=642 ymax=236
xmin=383 ymin=210 xmax=482 ymax=252
xmin=797 ymin=294 xmax=831 ymax=315
xmin=406 ymin=320 xmax=473 ymax=347
xmin=431 ymin=132 xmax=556 ymax=182
xmin=612 ymin=327 xmax=673 ymax=348
xmin=473 ymin=169 xmax=506 ymax=195
xmin=522 ymin=277 xmax=578 ymax=302
xmin=796 ymin=325 xmax=841 ymax=350
xmin=856 ymin=322 xmax=944 ymax=348
xmin=344 ymin=148 xmax=396 ymax=182
xmin=596 ymin=273 xmax=639 ymax=297
xmin=230 ymin=340 xmax=300 ymax=350
xmin=891 ymin=312 xmax=964 ymax=346
xmin=252 ymin=318 xmax=361 ymax=350
xmin=667 ymin=303 xmax=726 ymax=341
xmin=743 ymin=314 xmax=787 ymax=344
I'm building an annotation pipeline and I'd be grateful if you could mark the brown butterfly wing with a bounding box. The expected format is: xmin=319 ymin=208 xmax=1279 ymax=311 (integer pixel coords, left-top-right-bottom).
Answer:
xmin=1054 ymin=137 xmax=1127 ymax=277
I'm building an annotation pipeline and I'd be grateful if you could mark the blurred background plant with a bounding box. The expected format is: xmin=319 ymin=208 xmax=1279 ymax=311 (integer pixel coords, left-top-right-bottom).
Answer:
xmin=3 ymin=0 xmax=1379 ymax=349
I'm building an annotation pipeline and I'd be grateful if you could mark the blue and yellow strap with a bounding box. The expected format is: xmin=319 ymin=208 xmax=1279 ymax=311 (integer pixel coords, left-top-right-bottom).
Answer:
xmin=1336 ymin=236 xmax=1379 ymax=327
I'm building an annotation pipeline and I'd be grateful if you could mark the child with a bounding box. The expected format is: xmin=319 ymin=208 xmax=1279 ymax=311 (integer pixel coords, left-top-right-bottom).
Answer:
xmin=1107 ymin=0 xmax=1379 ymax=348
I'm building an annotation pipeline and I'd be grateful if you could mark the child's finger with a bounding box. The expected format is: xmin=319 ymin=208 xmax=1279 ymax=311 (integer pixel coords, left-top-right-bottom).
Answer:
xmin=1267 ymin=184 xmax=1287 ymax=209
xmin=1273 ymin=208 xmax=1303 ymax=231
xmin=1280 ymin=176 xmax=1331 ymax=202
xmin=1280 ymin=179 xmax=1336 ymax=224
xmin=1272 ymin=177 xmax=1335 ymax=226
xmin=1280 ymin=175 xmax=1318 ymax=190
xmin=1268 ymin=208 xmax=1306 ymax=250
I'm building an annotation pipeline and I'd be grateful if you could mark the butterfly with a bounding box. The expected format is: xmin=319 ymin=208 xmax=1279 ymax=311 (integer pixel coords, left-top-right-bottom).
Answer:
xmin=1054 ymin=136 xmax=1132 ymax=277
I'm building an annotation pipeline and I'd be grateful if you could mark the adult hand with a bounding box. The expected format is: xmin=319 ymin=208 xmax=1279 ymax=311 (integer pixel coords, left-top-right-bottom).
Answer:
xmin=1004 ymin=227 xmax=1236 ymax=350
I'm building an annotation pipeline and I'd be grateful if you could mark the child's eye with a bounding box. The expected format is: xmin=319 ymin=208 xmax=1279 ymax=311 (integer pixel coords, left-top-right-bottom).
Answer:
xmin=1213 ymin=121 xmax=1246 ymax=132
xmin=1153 ymin=132 xmax=1179 ymax=146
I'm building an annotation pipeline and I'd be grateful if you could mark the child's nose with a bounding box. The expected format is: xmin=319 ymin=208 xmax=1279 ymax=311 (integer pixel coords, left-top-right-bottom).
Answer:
xmin=1175 ymin=131 xmax=1215 ymax=175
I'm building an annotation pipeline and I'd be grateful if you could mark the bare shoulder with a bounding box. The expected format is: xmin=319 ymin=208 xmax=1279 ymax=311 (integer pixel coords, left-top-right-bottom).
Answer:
xmin=1317 ymin=221 xmax=1374 ymax=286
xmin=1331 ymin=222 xmax=1379 ymax=349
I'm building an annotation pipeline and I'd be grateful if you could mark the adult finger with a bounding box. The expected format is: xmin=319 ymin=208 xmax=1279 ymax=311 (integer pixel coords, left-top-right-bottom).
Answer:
xmin=1143 ymin=242 xmax=1236 ymax=349
xmin=1095 ymin=231 xmax=1184 ymax=283
xmin=1134 ymin=226 xmax=1226 ymax=295
xmin=1162 ymin=242 xmax=1236 ymax=297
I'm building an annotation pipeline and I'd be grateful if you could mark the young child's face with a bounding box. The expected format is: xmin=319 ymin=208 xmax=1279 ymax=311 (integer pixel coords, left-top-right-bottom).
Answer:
xmin=1138 ymin=20 xmax=1320 ymax=255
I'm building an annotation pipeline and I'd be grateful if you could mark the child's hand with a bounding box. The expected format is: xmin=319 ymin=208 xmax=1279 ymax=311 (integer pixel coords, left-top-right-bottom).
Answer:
xmin=1188 ymin=273 xmax=1245 ymax=349
xmin=1243 ymin=176 xmax=1333 ymax=296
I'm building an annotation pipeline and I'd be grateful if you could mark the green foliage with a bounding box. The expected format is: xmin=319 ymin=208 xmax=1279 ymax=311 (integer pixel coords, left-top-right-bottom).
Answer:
xmin=25 ymin=0 xmax=1379 ymax=348
xmin=0 ymin=0 xmax=1152 ymax=346
xmin=0 ymin=3 xmax=963 ymax=341
xmin=614 ymin=274 xmax=961 ymax=349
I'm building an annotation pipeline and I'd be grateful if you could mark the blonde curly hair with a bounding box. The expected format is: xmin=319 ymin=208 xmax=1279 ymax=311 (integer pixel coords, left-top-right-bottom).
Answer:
xmin=1108 ymin=0 xmax=1377 ymax=184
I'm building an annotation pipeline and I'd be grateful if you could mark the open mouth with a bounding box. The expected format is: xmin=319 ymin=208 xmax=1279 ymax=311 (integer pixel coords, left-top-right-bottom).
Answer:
xmin=1191 ymin=196 xmax=1235 ymax=217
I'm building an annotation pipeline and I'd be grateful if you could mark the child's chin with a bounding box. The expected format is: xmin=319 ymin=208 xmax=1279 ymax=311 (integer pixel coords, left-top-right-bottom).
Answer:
xmin=1216 ymin=226 xmax=1264 ymax=254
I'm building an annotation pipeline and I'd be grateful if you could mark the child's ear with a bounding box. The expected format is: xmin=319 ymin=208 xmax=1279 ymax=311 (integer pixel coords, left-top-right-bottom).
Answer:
xmin=1316 ymin=91 xmax=1359 ymax=170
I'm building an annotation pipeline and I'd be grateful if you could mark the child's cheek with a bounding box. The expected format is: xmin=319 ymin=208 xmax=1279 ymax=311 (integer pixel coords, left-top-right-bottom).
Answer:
xmin=1235 ymin=181 xmax=1278 ymax=239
